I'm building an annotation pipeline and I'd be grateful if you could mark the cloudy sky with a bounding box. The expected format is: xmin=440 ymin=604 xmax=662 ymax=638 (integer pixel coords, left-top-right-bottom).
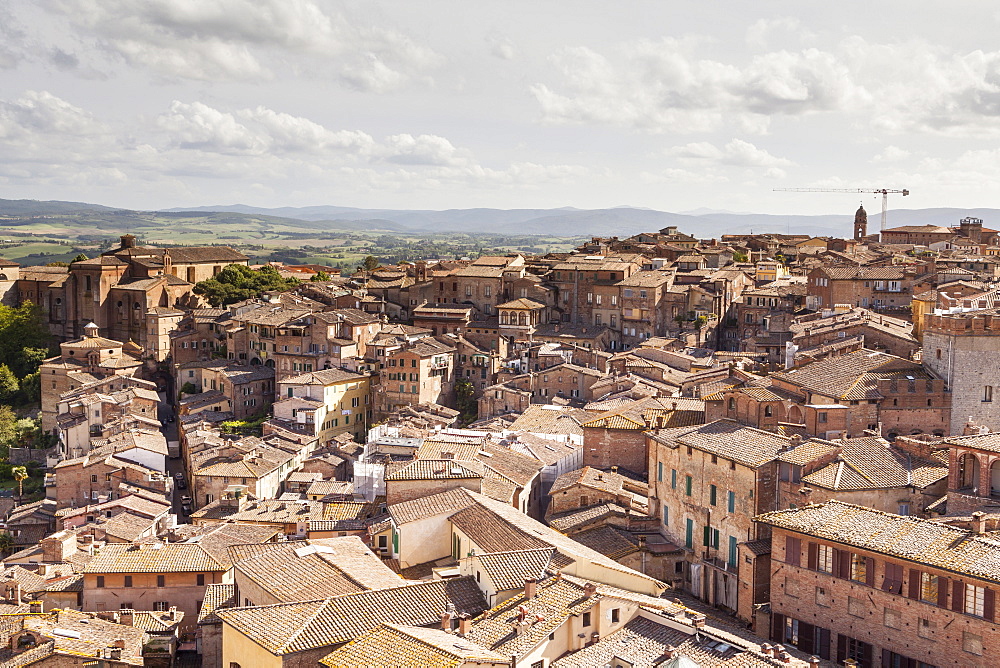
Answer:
xmin=3 ymin=1 xmax=1000 ymax=215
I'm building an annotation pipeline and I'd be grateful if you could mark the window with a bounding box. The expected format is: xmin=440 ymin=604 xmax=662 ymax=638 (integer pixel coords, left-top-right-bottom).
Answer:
xmin=729 ymin=536 xmax=737 ymax=568
xmin=709 ymin=484 xmax=717 ymax=506
xmin=657 ymin=462 xmax=663 ymax=482
xmin=817 ymin=544 xmax=833 ymax=573
xmin=582 ymin=612 xmax=591 ymax=627
xmin=783 ymin=617 xmax=798 ymax=645
xmin=685 ymin=518 xmax=693 ymax=549
xmin=685 ymin=475 xmax=692 ymax=496
xmin=156 ymin=575 xmax=165 ymax=587
xmin=671 ymin=469 xmax=677 ymax=489
xmin=96 ymin=576 xmax=105 ymax=588
xmin=848 ymin=596 xmax=866 ymax=618
xmin=850 ymin=554 xmax=868 ymax=583
xmin=985 ymin=385 xmax=993 ymax=403
xmin=727 ymin=490 xmax=735 ymax=513
xmin=965 ymin=583 xmax=986 ymax=617
xmin=662 ymin=506 xmax=668 ymax=526
xmin=817 ymin=412 xmax=827 ymax=423
xmin=153 ymin=601 xmax=169 ymax=612
xmin=920 ymin=572 xmax=938 ymax=603
xmin=197 ymin=574 xmax=205 ymax=586
xmin=611 ymin=608 xmax=620 ymax=623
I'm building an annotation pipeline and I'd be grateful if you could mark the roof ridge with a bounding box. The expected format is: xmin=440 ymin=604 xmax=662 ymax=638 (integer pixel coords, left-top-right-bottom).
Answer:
xmin=280 ymin=597 xmax=335 ymax=653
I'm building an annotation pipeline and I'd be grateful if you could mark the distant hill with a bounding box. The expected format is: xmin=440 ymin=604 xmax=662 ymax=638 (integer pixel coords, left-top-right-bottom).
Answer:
xmin=0 ymin=198 xmax=118 ymax=216
xmin=4 ymin=198 xmax=1000 ymax=239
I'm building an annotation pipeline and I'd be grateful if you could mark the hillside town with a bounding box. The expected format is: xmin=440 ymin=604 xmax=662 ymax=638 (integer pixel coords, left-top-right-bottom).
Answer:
xmin=1 ymin=208 xmax=1000 ymax=667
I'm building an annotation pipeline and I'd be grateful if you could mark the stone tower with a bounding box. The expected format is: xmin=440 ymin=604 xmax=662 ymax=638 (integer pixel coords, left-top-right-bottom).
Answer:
xmin=853 ymin=204 xmax=868 ymax=241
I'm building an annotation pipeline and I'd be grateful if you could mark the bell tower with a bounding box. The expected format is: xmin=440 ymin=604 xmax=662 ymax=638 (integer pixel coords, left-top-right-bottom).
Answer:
xmin=853 ymin=204 xmax=868 ymax=241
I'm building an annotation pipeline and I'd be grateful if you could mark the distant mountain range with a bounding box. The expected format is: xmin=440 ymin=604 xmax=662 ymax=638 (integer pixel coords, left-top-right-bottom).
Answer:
xmin=2 ymin=198 xmax=997 ymax=239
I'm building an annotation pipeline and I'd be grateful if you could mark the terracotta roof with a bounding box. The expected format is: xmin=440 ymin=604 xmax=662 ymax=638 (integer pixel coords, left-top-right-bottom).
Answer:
xmin=550 ymin=466 xmax=626 ymax=496
xmin=758 ymin=500 xmax=1000 ymax=583
xmin=389 ymin=488 xmax=478 ymax=525
xmin=83 ymin=541 xmax=227 ymax=574
xmin=771 ymin=348 xmax=931 ymax=400
xmin=232 ymin=537 xmax=402 ymax=602
xmin=386 ymin=459 xmax=482 ymax=481
xmin=650 ymin=419 xmax=790 ymax=468
xmin=465 ymin=577 xmax=599 ymax=657
xmin=319 ymin=624 xmax=507 ymax=668
xmin=216 ymin=576 xmax=488 ymax=654
xmin=198 ymin=583 xmax=236 ymax=625
xmin=571 ymin=525 xmax=639 ymax=559
xmin=473 ymin=548 xmax=555 ymax=592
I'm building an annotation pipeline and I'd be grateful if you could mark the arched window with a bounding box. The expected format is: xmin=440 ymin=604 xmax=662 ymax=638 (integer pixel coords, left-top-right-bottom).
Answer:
xmin=728 ymin=398 xmax=736 ymax=411
xmin=991 ymin=460 xmax=1000 ymax=498
xmin=764 ymin=405 xmax=773 ymax=418
xmin=959 ymin=452 xmax=981 ymax=493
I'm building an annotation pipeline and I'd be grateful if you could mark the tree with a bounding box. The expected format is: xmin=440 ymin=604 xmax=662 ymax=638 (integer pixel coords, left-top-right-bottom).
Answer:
xmin=0 ymin=302 xmax=52 ymax=378
xmin=11 ymin=466 xmax=27 ymax=501
xmin=193 ymin=264 xmax=300 ymax=306
xmin=0 ymin=406 xmax=15 ymax=451
xmin=0 ymin=365 xmax=16 ymax=403
xmin=17 ymin=371 xmax=39 ymax=405
xmin=357 ymin=255 xmax=379 ymax=272
xmin=310 ymin=271 xmax=331 ymax=282
xmin=455 ymin=379 xmax=477 ymax=425
xmin=71 ymin=253 xmax=89 ymax=263
xmin=0 ymin=532 xmax=12 ymax=556
xmin=732 ymin=251 xmax=749 ymax=262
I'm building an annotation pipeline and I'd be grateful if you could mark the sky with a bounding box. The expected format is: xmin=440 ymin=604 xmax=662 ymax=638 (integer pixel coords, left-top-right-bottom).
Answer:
xmin=3 ymin=1 xmax=1000 ymax=215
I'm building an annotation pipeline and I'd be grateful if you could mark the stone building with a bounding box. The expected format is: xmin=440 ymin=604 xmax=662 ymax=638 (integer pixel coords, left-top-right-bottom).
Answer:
xmin=758 ymin=501 xmax=1000 ymax=667
xmin=922 ymin=308 xmax=1000 ymax=435
xmin=39 ymin=323 xmax=143 ymax=432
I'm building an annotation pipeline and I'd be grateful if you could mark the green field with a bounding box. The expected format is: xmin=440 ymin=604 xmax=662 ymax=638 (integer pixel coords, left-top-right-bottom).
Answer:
xmin=0 ymin=210 xmax=586 ymax=271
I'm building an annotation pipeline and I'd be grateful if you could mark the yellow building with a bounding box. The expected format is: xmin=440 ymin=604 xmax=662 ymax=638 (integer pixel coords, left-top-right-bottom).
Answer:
xmin=272 ymin=367 xmax=372 ymax=444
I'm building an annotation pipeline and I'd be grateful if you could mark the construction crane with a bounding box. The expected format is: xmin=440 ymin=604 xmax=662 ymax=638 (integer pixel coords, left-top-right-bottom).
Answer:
xmin=773 ymin=188 xmax=910 ymax=231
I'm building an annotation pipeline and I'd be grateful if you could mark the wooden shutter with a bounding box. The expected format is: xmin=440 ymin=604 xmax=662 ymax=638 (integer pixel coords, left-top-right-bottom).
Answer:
xmin=906 ymin=568 xmax=921 ymax=599
xmin=836 ymin=634 xmax=847 ymax=664
xmin=799 ymin=621 xmax=815 ymax=654
xmin=862 ymin=641 xmax=873 ymax=668
xmin=865 ymin=557 xmax=875 ymax=588
xmin=882 ymin=649 xmax=891 ymax=667
xmin=952 ymin=579 xmax=964 ymax=613
xmin=817 ymin=627 xmax=831 ymax=660
xmin=937 ymin=576 xmax=949 ymax=608
xmin=985 ymin=587 xmax=996 ymax=622
xmin=771 ymin=612 xmax=785 ymax=643
xmin=807 ymin=542 xmax=818 ymax=570
xmin=832 ymin=549 xmax=841 ymax=578
xmin=786 ymin=536 xmax=801 ymax=566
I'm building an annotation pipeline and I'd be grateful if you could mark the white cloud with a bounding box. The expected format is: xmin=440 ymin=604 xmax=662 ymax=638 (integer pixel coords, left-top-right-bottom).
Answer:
xmin=871 ymin=145 xmax=911 ymax=163
xmin=745 ymin=17 xmax=814 ymax=50
xmin=46 ymin=0 xmax=440 ymax=89
xmin=382 ymin=134 xmax=472 ymax=167
xmin=668 ymin=139 xmax=793 ymax=169
xmin=0 ymin=90 xmax=104 ymax=139
xmin=489 ymin=36 xmax=516 ymax=61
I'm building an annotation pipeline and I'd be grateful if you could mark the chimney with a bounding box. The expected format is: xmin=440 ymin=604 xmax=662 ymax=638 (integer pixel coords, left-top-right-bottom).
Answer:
xmin=113 ymin=638 xmax=126 ymax=649
xmin=524 ymin=578 xmax=537 ymax=600
xmin=168 ymin=606 xmax=177 ymax=620
xmin=120 ymin=234 xmax=136 ymax=249
xmin=760 ymin=643 xmax=772 ymax=657
xmin=844 ymin=660 xmax=859 ymax=668
xmin=440 ymin=611 xmax=453 ymax=631
xmin=689 ymin=613 xmax=706 ymax=629
xmin=611 ymin=465 xmax=618 ymax=474
xmin=778 ymin=650 xmax=792 ymax=664
xmin=809 ymin=657 xmax=821 ymax=667
xmin=972 ymin=511 xmax=987 ymax=535
xmin=28 ymin=600 xmax=42 ymax=614
xmin=583 ymin=582 xmax=597 ymax=599
xmin=788 ymin=434 xmax=802 ymax=447
xmin=458 ymin=614 xmax=471 ymax=636
xmin=7 ymin=583 xmax=21 ymax=603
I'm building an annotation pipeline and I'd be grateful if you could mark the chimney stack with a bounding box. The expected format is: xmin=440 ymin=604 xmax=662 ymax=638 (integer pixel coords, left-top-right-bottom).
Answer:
xmin=458 ymin=614 xmax=471 ymax=636
xmin=972 ymin=511 xmax=987 ymax=535
xmin=809 ymin=657 xmax=821 ymax=667
xmin=583 ymin=582 xmax=597 ymax=599
xmin=440 ymin=611 xmax=452 ymax=631
xmin=524 ymin=578 xmax=537 ymax=600
xmin=28 ymin=600 xmax=42 ymax=614
xmin=168 ymin=606 xmax=177 ymax=621
xmin=119 ymin=609 xmax=134 ymax=626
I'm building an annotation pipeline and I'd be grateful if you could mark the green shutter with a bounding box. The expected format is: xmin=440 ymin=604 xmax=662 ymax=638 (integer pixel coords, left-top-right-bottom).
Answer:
xmin=658 ymin=462 xmax=663 ymax=482
xmin=685 ymin=519 xmax=693 ymax=548
xmin=710 ymin=485 xmax=717 ymax=506
xmin=728 ymin=490 xmax=735 ymax=513
xmin=712 ymin=528 xmax=720 ymax=549
xmin=671 ymin=469 xmax=677 ymax=489
xmin=685 ymin=475 xmax=692 ymax=496
xmin=662 ymin=505 xmax=669 ymax=526
xmin=703 ymin=525 xmax=710 ymax=547
xmin=729 ymin=536 xmax=737 ymax=567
